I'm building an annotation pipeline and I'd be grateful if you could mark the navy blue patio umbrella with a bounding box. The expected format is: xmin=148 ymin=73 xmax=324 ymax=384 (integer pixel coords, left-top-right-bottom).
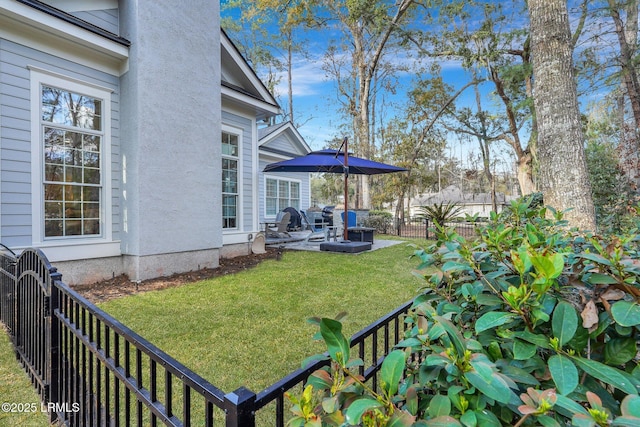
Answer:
xmin=263 ymin=138 xmax=407 ymax=240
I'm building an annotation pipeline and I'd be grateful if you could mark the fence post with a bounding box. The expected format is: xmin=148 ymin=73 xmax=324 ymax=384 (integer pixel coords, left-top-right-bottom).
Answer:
xmin=425 ymin=218 xmax=429 ymax=240
xmin=48 ymin=267 xmax=62 ymax=424
xmin=224 ymin=386 xmax=257 ymax=427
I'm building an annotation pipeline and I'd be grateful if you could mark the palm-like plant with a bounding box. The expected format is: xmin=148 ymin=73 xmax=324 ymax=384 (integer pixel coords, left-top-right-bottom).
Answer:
xmin=417 ymin=202 xmax=463 ymax=227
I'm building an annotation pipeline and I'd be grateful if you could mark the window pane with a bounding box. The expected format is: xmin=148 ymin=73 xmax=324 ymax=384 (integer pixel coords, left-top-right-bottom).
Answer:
xmin=65 ymin=220 xmax=82 ymax=236
xmin=266 ymin=198 xmax=277 ymax=216
xmin=42 ymin=118 xmax=102 ymax=237
xmin=45 ymin=220 xmax=63 ymax=237
xmin=291 ymin=182 xmax=300 ymax=197
xmin=45 ymin=202 xmax=63 ymax=219
xmin=222 ymin=132 xmax=238 ymax=157
xmin=42 ymin=86 xmax=102 ymax=130
xmin=221 ymin=134 xmax=239 ymax=230
xmin=222 ymin=194 xmax=237 ymax=229
xmin=266 ymin=179 xmax=277 ymax=197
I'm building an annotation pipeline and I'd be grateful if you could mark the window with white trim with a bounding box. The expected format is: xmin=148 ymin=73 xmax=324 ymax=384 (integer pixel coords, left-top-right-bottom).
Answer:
xmin=41 ymin=84 xmax=104 ymax=238
xmin=265 ymin=177 xmax=300 ymax=216
xmin=222 ymin=132 xmax=239 ymax=229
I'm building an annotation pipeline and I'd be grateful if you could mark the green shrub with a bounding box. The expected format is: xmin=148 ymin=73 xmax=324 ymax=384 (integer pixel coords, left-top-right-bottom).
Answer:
xmin=364 ymin=211 xmax=394 ymax=234
xmin=288 ymin=200 xmax=640 ymax=426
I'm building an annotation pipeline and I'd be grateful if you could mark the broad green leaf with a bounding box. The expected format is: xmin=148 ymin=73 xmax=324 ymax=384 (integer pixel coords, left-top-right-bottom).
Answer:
xmin=396 ymin=337 xmax=423 ymax=348
xmin=459 ymin=410 xmax=477 ymax=427
xmin=405 ymin=385 xmax=418 ymax=416
xmin=611 ymin=301 xmax=640 ymax=327
xmin=475 ymin=312 xmax=517 ymax=334
xmin=428 ymin=394 xmax=451 ymax=418
xmin=301 ymin=353 xmax=329 ymax=368
xmin=552 ymin=301 xmax=578 ymax=346
xmin=435 ymin=315 xmax=466 ymax=357
xmin=381 ymin=350 xmax=406 ymax=396
xmin=321 ymin=395 xmax=338 ymax=413
xmin=513 ymin=339 xmax=537 ymax=360
xmin=548 ymin=354 xmax=578 ymax=395
xmin=447 ymin=386 xmax=466 ymax=412
xmin=530 ymin=253 xmax=564 ymax=280
xmin=307 ymin=369 xmax=332 ymax=390
xmin=424 ymin=416 xmax=463 ymax=427
xmin=344 ymin=397 xmax=383 ymax=425
xmin=442 ymin=261 xmax=471 ymax=273
xmin=512 ymin=330 xmax=551 ymax=348
xmin=464 ymin=371 xmax=513 ymax=404
xmin=604 ymin=338 xmax=637 ymax=366
xmin=572 ymin=414 xmax=597 ymax=427
xmin=387 ymin=410 xmax=416 ymax=427
xmin=497 ymin=364 xmax=540 ymax=386
xmin=570 ymin=356 xmax=638 ymax=395
xmin=586 ymin=273 xmax=619 ymax=285
xmin=621 ymin=394 xmax=640 ymax=417
xmin=537 ymin=415 xmax=562 ymax=427
xmin=555 ymin=394 xmax=589 ymax=417
xmin=475 ymin=294 xmax=503 ymax=306
xmin=578 ymin=252 xmax=612 ymax=266
xmin=319 ymin=318 xmax=350 ymax=366
xmin=469 ymin=357 xmax=494 ymax=381
xmin=611 ymin=417 xmax=640 ymax=426
xmin=473 ymin=408 xmax=501 ymax=426
xmin=425 ymin=354 xmax=450 ymax=366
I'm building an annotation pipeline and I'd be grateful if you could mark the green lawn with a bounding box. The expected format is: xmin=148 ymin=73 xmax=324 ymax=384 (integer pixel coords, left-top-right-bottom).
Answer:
xmin=0 ymin=239 xmax=427 ymax=425
xmin=99 ymin=240 xmax=426 ymax=393
xmin=0 ymin=328 xmax=49 ymax=427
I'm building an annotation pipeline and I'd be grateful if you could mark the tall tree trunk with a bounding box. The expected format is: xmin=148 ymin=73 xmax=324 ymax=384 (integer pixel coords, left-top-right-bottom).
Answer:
xmin=528 ymin=0 xmax=596 ymax=230
xmin=287 ymin=30 xmax=294 ymax=123
xmin=516 ymin=152 xmax=536 ymax=195
xmin=609 ymin=0 xmax=640 ymax=147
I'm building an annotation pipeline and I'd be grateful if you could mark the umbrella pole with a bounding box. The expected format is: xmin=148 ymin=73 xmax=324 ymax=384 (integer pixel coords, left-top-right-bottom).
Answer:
xmin=342 ymin=137 xmax=349 ymax=241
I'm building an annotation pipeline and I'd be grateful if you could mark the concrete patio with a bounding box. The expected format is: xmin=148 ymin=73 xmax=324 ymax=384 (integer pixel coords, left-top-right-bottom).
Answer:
xmin=265 ymin=230 xmax=404 ymax=252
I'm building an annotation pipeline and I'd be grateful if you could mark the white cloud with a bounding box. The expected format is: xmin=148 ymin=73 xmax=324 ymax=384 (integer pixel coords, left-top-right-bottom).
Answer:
xmin=271 ymin=55 xmax=328 ymax=98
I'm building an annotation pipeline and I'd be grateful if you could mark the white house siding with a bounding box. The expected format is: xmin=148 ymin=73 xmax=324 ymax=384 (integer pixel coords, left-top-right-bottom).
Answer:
xmin=262 ymin=137 xmax=307 ymax=156
xmin=71 ymin=9 xmax=119 ymax=35
xmin=0 ymin=38 xmax=121 ymax=250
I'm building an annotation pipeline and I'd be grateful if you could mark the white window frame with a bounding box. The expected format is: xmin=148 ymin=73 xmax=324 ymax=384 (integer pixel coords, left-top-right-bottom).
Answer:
xmin=221 ymin=125 xmax=243 ymax=231
xmin=30 ymin=67 xmax=118 ymax=261
xmin=264 ymin=176 xmax=301 ymax=218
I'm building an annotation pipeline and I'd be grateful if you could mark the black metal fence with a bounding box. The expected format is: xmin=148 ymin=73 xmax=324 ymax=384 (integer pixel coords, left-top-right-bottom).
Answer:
xmin=0 ymin=245 xmax=412 ymax=426
xmin=391 ymin=217 xmax=485 ymax=240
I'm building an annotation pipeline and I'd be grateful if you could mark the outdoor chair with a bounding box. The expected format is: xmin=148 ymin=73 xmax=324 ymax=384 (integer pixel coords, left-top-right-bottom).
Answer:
xmin=300 ymin=210 xmax=337 ymax=243
xmin=266 ymin=211 xmax=291 ymax=239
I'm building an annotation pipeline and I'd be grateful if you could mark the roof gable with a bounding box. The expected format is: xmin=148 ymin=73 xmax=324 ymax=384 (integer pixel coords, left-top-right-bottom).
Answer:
xmin=221 ymin=30 xmax=280 ymax=120
xmin=259 ymin=122 xmax=311 ymax=158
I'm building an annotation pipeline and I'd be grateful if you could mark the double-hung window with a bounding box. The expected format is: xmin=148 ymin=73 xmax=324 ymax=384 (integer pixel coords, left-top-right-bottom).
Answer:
xmin=40 ymin=83 xmax=104 ymax=238
xmin=265 ymin=177 xmax=300 ymax=216
xmin=222 ymin=132 xmax=239 ymax=229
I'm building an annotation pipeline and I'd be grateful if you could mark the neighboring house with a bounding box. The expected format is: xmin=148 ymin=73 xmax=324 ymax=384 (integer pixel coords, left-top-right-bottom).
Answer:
xmin=409 ymin=185 xmax=514 ymax=218
xmin=0 ymin=0 xmax=304 ymax=284
xmin=258 ymin=121 xmax=312 ymax=225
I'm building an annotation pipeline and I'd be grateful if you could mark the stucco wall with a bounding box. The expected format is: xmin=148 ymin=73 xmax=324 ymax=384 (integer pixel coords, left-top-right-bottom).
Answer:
xmin=119 ymin=0 xmax=221 ymax=261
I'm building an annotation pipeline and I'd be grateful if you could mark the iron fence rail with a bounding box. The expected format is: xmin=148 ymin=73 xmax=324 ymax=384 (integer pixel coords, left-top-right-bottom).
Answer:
xmin=0 ymin=247 xmax=415 ymax=426
xmin=392 ymin=217 xmax=485 ymax=240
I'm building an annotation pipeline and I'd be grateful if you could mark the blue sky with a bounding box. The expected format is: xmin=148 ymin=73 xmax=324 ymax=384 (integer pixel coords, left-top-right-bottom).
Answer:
xmin=222 ymin=0 xmax=619 ymax=175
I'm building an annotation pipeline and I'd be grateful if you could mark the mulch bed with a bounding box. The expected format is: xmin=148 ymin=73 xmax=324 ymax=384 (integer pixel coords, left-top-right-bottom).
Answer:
xmin=72 ymin=247 xmax=281 ymax=304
